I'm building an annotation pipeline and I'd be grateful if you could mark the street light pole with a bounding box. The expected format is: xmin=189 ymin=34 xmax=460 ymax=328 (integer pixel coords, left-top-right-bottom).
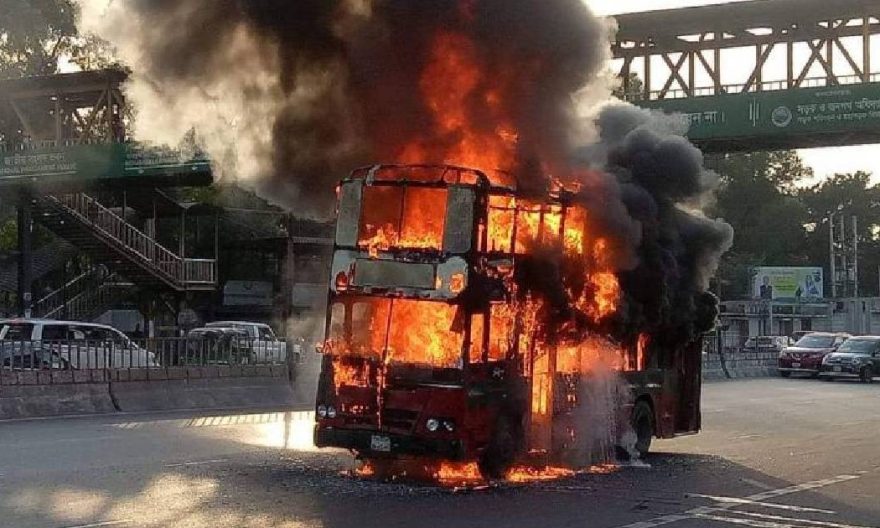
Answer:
xmin=853 ymin=215 xmax=859 ymax=298
xmin=829 ymin=211 xmax=836 ymax=298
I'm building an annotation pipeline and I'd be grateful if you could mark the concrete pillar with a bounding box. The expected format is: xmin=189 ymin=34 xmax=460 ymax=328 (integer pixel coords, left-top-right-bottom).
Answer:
xmin=17 ymin=196 xmax=33 ymax=318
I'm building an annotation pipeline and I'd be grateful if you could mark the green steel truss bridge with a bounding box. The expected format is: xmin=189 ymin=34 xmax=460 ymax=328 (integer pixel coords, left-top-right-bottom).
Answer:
xmin=613 ymin=0 xmax=880 ymax=152
xmin=0 ymin=70 xmax=211 ymax=190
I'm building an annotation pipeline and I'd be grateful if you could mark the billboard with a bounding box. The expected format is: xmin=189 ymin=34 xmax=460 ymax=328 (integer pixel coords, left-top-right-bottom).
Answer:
xmin=0 ymin=143 xmax=212 ymax=190
xmin=636 ymin=80 xmax=880 ymax=148
xmin=752 ymin=267 xmax=824 ymax=300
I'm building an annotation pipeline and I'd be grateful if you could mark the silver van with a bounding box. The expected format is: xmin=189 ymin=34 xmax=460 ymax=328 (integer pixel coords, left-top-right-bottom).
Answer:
xmin=0 ymin=319 xmax=158 ymax=369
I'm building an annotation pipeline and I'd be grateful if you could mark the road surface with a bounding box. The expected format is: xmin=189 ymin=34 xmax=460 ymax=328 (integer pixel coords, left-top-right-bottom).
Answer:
xmin=1 ymin=378 xmax=878 ymax=528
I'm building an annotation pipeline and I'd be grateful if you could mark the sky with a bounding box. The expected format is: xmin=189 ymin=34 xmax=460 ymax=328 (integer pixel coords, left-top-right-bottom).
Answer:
xmin=586 ymin=0 xmax=880 ymax=187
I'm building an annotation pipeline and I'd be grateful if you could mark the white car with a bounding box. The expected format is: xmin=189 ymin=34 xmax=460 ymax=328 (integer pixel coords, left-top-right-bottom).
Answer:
xmin=204 ymin=321 xmax=289 ymax=363
xmin=0 ymin=319 xmax=158 ymax=369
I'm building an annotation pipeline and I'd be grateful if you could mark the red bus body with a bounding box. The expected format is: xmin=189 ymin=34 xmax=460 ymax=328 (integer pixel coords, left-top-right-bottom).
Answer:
xmin=314 ymin=165 xmax=702 ymax=472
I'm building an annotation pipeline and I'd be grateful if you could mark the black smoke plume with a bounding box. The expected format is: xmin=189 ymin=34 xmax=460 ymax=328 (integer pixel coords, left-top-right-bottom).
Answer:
xmin=80 ymin=0 xmax=732 ymax=347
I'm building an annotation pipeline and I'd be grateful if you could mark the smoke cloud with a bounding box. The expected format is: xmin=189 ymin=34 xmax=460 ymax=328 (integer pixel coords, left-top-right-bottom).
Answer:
xmin=78 ymin=0 xmax=732 ymax=352
xmin=78 ymin=0 xmax=611 ymax=216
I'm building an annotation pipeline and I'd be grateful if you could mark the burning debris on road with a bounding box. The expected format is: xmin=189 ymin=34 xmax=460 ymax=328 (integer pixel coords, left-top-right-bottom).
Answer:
xmin=83 ymin=0 xmax=733 ymax=480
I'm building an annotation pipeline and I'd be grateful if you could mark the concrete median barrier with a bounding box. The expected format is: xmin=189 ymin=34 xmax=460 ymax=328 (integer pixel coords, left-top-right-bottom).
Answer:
xmin=0 ymin=364 xmax=298 ymax=420
xmin=0 ymin=371 xmax=116 ymax=419
xmin=703 ymin=351 xmax=779 ymax=381
xmin=109 ymin=375 xmax=296 ymax=412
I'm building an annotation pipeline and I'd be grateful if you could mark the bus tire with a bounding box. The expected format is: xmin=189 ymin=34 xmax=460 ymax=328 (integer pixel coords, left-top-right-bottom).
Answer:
xmin=632 ymin=400 xmax=654 ymax=459
xmin=479 ymin=415 xmax=518 ymax=480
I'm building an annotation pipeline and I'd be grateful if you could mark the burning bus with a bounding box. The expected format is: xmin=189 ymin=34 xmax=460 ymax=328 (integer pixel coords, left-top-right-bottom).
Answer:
xmin=314 ymin=164 xmax=704 ymax=479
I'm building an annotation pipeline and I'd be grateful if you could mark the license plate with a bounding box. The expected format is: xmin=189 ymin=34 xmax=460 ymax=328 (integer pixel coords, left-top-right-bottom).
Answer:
xmin=791 ymin=362 xmax=801 ymax=368
xmin=370 ymin=435 xmax=391 ymax=452
xmin=833 ymin=366 xmax=842 ymax=372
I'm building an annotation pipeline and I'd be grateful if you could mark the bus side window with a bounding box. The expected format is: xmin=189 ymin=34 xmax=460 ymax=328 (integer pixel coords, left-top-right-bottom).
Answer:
xmin=488 ymin=304 xmax=511 ymax=361
xmin=469 ymin=313 xmax=485 ymax=364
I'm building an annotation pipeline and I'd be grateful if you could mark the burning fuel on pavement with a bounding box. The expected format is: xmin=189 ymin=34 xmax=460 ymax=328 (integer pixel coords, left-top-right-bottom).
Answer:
xmin=85 ymin=0 xmax=733 ymax=483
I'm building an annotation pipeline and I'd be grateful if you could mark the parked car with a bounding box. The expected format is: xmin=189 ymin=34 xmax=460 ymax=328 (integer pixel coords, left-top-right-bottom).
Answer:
xmin=778 ymin=332 xmax=850 ymax=378
xmin=0 ymin=319 xmax=158 ymax=369
xmin=819 ymin=336 xmax=880 ymax=383
xmin=185 ymin=326 xmax=251 ymax=365
xmin=743 ymin=336 xmax=792 ymax=354
xmin=790 ymin=330 xmax=815 ymax=343
xmin=204 ymin=321 xmax=287 ymax=363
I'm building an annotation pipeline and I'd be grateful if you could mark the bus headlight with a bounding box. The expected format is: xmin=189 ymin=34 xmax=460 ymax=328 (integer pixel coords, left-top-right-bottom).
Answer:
xmin=442 ymin=420 xmax=455 ymax=432
xmin=327 ymin=406 xmax=337 ymax=419
xmin=317 ymin=405 xmax=328 ymax=418
xmin=426 ymin=418 xmax=440 ymax=432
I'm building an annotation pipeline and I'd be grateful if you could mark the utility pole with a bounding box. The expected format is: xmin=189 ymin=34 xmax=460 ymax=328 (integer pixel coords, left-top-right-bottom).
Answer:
xmin=829 ymin=212 xmax=836 ymax=298
xmin=853 ymin=215 xmax=859 ymax=298
xmin=829 ymin=207 xmax=859 ymax=299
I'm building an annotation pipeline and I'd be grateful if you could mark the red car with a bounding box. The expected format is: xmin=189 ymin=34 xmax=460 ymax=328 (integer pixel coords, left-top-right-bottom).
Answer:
xmin=778 ymin=332 xmax=850 ymax=378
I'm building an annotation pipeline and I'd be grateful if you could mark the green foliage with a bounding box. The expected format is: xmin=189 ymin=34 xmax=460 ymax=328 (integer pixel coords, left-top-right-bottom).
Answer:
xmin=613 ymin=72 xmax=644 ymax=100
xmin=0 ymin=218 xmax=16 ymax=251
xmin=0 ymin=1 xmax=119 ymax=79
xmin=713 ymin=150 xmax=880 ymax=298
xmin=798 ymin=172 xmax=880 ymax=295
xmin=0 ymin=0 xmax=79 ymax=78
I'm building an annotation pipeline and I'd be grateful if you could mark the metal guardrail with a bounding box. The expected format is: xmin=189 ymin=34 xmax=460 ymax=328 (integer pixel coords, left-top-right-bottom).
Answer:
xmin=625 ymin=72 xmax=880 ymax=102
xmin=0 ymin=337 xmax=294 ymax=372
xmin=48 ymin=193 xmax=217 ymax=288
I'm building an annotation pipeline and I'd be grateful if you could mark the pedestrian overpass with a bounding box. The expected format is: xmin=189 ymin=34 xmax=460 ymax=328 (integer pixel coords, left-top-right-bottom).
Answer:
xmin=0 ymin=69 xmax=217 ymax=319
xmin=613 ymin=0 xmax=880 ymax=152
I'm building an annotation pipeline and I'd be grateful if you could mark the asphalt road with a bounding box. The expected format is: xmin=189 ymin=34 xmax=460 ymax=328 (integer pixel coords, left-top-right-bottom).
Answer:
xmin=1 ymin=377 xmax=879 ymax=528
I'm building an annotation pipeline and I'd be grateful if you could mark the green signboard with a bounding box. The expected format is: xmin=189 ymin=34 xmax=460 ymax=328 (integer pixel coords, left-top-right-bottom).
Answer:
xmin=638 ymin=81 xmax=880 ymax=150
xmin=0 ymin=143 xmax=212 ymax=189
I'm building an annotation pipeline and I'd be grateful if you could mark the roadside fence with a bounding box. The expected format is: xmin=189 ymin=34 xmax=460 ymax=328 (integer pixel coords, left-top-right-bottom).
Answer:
xmin=0 ymin=337 xmax=297 ymax=373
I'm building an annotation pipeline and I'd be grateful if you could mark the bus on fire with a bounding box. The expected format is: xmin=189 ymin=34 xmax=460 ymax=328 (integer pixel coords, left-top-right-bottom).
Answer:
xmin=314 ymin=164 xmax=703 ymax=479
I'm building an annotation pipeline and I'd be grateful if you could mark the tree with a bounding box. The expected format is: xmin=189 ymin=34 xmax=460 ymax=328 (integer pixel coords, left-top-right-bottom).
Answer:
xmin=613 ymin=72 xmax=644 ymax=101
xmin=709 ymin=150 xmax=813 ymax=297
xmin=799 ymin=172 xmax=880 ymax=296
xmin=0 ymin=1 xmax=79 ymax=78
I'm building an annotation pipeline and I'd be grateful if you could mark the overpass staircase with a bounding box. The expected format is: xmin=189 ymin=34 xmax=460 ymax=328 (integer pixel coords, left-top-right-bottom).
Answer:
xmin=31 ymin=193 xmax=217 ymax=294
xmin=31 ymin=267 xmax=135 ymax=321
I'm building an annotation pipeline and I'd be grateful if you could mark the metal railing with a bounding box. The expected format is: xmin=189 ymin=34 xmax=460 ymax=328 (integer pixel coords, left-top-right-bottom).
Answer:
xmin=0 ymin=337 xmax=295 ymax=372
xmin=47 ymin=193 xmax=217 ymax=289
xmin=0 ymin=138 xmax=112 ymax=153
xmin=32 ymin=268 xmax=101 ymax=318
xmin=625 ymin=72 xmax=880 ymax=102
xmin=184 ymin=259 xmax=217 ymax=285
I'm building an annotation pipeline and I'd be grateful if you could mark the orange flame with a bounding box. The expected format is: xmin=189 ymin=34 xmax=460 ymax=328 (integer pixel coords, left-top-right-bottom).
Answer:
xmin=400 ymin=31 xmax=516 ymax=183
xmin=368 ymin=299 xmax=464 ymax=369
xmin=332 ymin=359 xmax=369 ymax=393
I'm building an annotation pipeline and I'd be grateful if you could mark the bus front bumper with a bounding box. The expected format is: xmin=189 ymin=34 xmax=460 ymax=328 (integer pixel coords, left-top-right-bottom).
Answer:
xmin=314 ymin=426 xmax=467 ymax=459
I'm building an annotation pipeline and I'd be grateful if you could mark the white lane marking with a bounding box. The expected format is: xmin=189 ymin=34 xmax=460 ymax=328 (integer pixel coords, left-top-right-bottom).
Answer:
xmin=616 ymin=473 xmax=863 ymax=528
xmin=59 ymin=521 xmax=130 ymax=528
xmin=164 ymin=458 xmax=228 ymax=468
xmin=720 ymin=509 xmax=877 ymax=528
xmin=741 ymin=478 xmax=776 ymax=491
xmin=687 ymin=494 xmax=834 ymax=514
xmin=693 ymin=512 xmax=814 ymax=527
xmin=620 ymin=515 xmax=692 ymax=528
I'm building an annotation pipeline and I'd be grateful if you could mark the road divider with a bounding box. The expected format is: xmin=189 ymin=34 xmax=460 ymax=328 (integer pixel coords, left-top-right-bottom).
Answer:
xmin=0 ymin=364 xmax=298 ymax=420
xmin=703 ymin=351 xmax=779 ymax=381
